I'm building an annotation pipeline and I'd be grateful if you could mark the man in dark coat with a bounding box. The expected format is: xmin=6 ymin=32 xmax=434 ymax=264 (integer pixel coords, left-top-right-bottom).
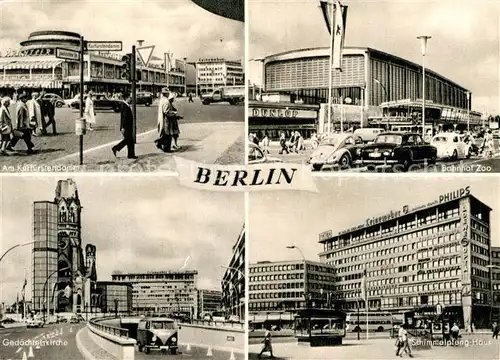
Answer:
xmin=38 ymin=90 xmax=57 ymax=135
xmin=9 ymin=93 xmax=35 ymax=154
xmin=111 ymin=93 xmax=137 ymax=159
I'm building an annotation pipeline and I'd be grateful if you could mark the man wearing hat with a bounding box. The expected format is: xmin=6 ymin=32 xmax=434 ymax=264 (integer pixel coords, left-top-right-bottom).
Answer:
xmin=111 ymin=92 xmax=137 ymax=159
xmin=27 ymin=92 xmax=42 ymax=136
xmin=9 ymin=93 xmax=35 ymax=154
xmin=156 ymin=87 xmax=174 ymax=152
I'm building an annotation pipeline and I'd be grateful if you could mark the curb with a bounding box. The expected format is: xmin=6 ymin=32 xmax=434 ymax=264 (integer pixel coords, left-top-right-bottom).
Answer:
xmin=76 ymin=327 xmax=97 ymax=360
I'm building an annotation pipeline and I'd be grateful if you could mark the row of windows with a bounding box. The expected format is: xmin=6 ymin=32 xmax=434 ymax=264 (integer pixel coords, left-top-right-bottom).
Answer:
xmin=471 ymin=220 xmax=488 ymax=234
xmin=251 ymin=263 xmax=304 ymax=273
xmin=249 ymin=301 xmax=304 ymax=311
xmin=250 ymin=282 xmax=304 ymax=291
xmin=250 ymin=292 xmax=304 ymax=300
xmin=326 ymin=222 xmax=459 ymax=253
xmin=112 ymin=274 xmax=195 ymax=281
xmin=472 ymin=280 xmax=491 ymax=290
xmin=472 ymin=256 xmax=489 ymax=268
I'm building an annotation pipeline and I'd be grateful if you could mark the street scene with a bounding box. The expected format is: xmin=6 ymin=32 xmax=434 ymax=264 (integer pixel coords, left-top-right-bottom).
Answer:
xmin=0 ymin=177 xmax=245 ymax=360
xmin=248 ymin=176 xmax=500 ymax=359
xmin=248 ymin=0 xmax=500 ymax=172
xmin=0 ymin=0 xmax=244 ymax=173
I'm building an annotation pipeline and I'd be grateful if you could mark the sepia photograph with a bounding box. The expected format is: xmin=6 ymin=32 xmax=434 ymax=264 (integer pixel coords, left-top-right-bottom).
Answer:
xmin=0 ymin=0 xmax=244 ymax=173
xmin=0 ymin=176 xmax=245 ymax=360
xmin=248 ymin=176 xmax=500 ymax=359
xmin=247 ymin=0 xmax=500 ymax=173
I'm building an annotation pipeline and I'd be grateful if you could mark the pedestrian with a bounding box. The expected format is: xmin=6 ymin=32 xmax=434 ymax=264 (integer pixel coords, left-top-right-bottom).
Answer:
xmin=188 ymin=93 xmax=194 ymax=103
xmin=396 ymin=324 xmax=413 ymax=357
xmin=111 ymin=93 xmax=137 ymax=159
xmin=168 ymin=92 xmax=182 ymax=150
xmin=155 ymin=87 xmax=176 ymax=153
xmin=38 ymin=90 xmax=57 ymax=135
xmin=84 ymin=90 xmax=96 ymax=131
xmin=0 ymin=96 xmax=13 ymax=156
xmin=492 ymin=322 xmax=499 ymax=339
xmin=9 ymin=93 xmax=35 ymax=154
xmin=310 ymin=132 xmax=319 ymax=149
xmin=278 ymin=132 xmax=289 ymax=154
xmin=260 ymin=132 xmax=270 ymax=154
xmin=451 ymin=322 xmax=460 ymax=343
xmin=27 ymin=92 xmax=42 ymax=137
xmin=257 ymin=327 xmax=274 ymax=359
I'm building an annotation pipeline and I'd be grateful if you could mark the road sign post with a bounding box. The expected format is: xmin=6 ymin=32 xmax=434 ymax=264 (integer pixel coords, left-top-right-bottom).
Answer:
xmin=79 ymin=37 xmax=85 ymax=166
xmin=132 ymin=46 xmax=137 ymax=143
xmin=86 ymin=41 xmax=123 ymax=52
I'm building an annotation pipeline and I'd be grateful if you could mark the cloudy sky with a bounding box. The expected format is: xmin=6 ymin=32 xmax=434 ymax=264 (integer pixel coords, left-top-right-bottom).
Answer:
xmin=0 ymin=176 xmax=243 ymax=305
xmin=0 ymin=0 xmax=243 ymax=63
xmin=250 ymin=176 xmax=500 ymax=263
xmin=249 ymin=0 xmax=500 ymax=115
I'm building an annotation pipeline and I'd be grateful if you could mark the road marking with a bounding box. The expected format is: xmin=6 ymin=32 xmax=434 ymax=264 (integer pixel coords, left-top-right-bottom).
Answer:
xmin=27 ymin=346 xmax=34 ymax=358
xmin=33 ymin=333 xmax=44 ymax=339
xmin=2 ymin=332 xmax=11 ymax=336
xmin=15 ymin=347 xmax=22 ymax=354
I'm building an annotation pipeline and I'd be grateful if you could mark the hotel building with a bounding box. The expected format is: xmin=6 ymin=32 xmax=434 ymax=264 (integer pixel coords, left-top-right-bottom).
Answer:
xmin=197 ymin=289 xmax=222 ymax=317
xmin=492 ymin=246 xmax=500 ymax=322
xmin=111 ymin=270 xmax=198 ymax=318
xmin=94 ymin=281 xmax=133 ymax=315
xmin=318 ymin=186 xmax=494 ymax=329
xmin=248 ymin=260 xmax=335 ymax=327
xmin=222 ymin=226 xmax=245 ymax=320
xmin=196 ymin=58 xmax=244 ymax=94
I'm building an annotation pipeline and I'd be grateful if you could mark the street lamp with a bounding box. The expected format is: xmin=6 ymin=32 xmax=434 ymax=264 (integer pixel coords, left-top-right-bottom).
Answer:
xmin=0 ymin=241 xmax=34 ymax=264
xmin=417 ymin=36 xmax=431 ymax=139
xmin=373 ymin=78 xmax=389 ymax=130
xmin=286 ymin=246 xmax=308 ymax=308
xmin=42 ymin=266 xmax=69 ymax=323
xmin=466 ymin=91 xmax=471 ymax=133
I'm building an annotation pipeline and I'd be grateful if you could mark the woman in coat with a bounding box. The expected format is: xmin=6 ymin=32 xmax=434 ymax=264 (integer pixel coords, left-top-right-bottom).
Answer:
xmin=168 ymin=92 xmax=181 ymax=150
xmin=84 ymin=91 xmax=96 ymax=130
xmin=0 ymin=96 xmax=12 ymax=155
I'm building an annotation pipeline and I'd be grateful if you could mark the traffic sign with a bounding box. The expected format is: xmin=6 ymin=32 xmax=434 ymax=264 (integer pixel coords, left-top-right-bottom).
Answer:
xmin=55 ymin=48 xmax=79 ymax=61
xmin=137 ymin=45 xmax=155 ymax=67
xmin=86 ymin=41 xmax=123 ymax=52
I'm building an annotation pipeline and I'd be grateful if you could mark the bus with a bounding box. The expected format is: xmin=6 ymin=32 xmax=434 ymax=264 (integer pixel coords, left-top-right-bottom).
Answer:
xmin=345 ymin=311 xmax=393 ymax=332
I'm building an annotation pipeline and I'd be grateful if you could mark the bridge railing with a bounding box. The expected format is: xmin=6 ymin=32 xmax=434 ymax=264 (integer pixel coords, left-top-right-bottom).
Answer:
xmin=190 ymin=319 xmax=245 ymax=330
xmin=89 ymin=316 xmax=129 ymax=338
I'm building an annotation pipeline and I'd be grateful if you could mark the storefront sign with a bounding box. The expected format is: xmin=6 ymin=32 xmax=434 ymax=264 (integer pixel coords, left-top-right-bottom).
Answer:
xmin=250 ymin=107 xmax=317 ymax=119
xmin=86 ymin=41 xmax=123 ymax=52
xmin=55 ymin=48 xmax=79 ymax=61
xmin=319 ymin=230 xmax=332 ymax=241
xmin=439 ymin=186 xmax=470 ymax=204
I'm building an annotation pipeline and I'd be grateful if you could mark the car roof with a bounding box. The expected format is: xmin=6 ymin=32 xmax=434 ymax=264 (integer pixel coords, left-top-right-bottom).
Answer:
xmin=378 ymin=132 xmax=416 ymax=136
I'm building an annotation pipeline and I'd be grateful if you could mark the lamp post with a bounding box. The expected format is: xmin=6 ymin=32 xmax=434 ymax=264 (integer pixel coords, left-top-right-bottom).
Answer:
xmin=0 ymin=241 xmax=34 ymax=264
xmin=183 ymin=57 xmax=187 ymax=96
xmin=373 ymin=78 xmax=389 ymax=130
xmin=42 ymin=266 xmax=70 ymax=323
xmin=466 ymin=91 xmax=471 ymax=133
xmin=417 ymin=36 xmax=431 ymax=139
xmin=287 ymin=246 xmax=308 ymax=308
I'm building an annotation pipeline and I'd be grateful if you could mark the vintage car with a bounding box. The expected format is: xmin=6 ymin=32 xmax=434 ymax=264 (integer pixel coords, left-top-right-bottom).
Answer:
xmin=430 ymin=133 xmax=472 ymax=160
xmin=136 ymin=91 xmax=154 ymax=106
xmin=356 ymin=132 xmax=437 ymax=172
xmin=308 ymin=133 xmax=364 ymax=171
xmin=70 ymin=93 xmax=124 ymax=112
xmin=248 ymin=143 xmax=282 ymax=165
xmin=26 ymin=317 xmax=44 ymax=328
xmin=137 ymin=317 xmax=178 ymax=355
xmin=41 ymin=93 xmax=66 ymax=107
xmin=353 ymin=128 xmax=385 ymax=144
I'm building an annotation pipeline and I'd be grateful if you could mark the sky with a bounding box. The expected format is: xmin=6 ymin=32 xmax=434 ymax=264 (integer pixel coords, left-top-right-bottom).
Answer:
xmin=0 ymin=0 xmax=244 ymax=64
xmin=249 ymin=175 xmax=500 ymax=263
xmin=248 ymin=0 xmax=500 ymax=115
xmin=0 ymin=176 xmax=244 ymax=305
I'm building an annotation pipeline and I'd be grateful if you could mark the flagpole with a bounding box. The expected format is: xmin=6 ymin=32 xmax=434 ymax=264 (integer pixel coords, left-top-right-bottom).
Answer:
xmin=327 ymin=1 xmax=335 ymax=135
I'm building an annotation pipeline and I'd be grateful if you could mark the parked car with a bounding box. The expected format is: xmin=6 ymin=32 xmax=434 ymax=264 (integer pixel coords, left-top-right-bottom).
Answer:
xmin=70 ymin=93 xmax=124 ymax=112
xmin=431 ymin=133 xmax=472 ymax=160
xmin=227 ymin=315 xmax=240 ymax=323
xmin=26 ymin=317 xmax=44 ymax=328
xmin=357 ymin=132 xmax=437 ymax=172
xmin=136 ymin=91 xmax=153 ymax=106
xmin=492 ymin=129 xmax=500 ymax=140
xmin=308 ymin=133 xmax=364 ymax=171
xmin=137 ymin=317 xmax=178 ymax=355
xmin=248 ymin=143 xmax=282 ymax=164
xmin=42 ymin=93 xmax=66 ymax=107
xmin=353 ymin=128 xmax=385 ymax=143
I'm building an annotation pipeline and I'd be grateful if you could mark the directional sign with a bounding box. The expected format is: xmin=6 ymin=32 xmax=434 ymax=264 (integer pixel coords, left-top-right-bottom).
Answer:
xmin=55 ymin=48 xmax=79 ymax=61
xmin=86 ymin=41 xmax=123 ymax=52
xmin=137 ymin=45 xmax=155 ymax=67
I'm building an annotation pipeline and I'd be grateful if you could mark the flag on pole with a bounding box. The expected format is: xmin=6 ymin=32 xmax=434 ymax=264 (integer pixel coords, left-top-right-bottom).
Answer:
xmin=21 ymin=277 xmax=27 ymax=301
xmin=319 ymin=0 xmax=348 ymax=70
xmin=360 ymin=269 xmax=367 ymax=301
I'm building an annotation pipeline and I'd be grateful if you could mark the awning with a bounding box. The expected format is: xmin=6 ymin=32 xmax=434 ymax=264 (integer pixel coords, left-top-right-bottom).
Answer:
xmin=0 ymin=60 xmax=63 ymax=70
xmin=0 ymin=80 xmax=62 ymax=89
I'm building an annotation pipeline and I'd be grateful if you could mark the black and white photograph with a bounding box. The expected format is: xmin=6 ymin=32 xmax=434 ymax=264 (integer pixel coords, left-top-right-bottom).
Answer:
xmin=248 ymin=176 xmax=500 ymax=359
xmin=247 ymin=0 xmax=500 ymax=173
xmin=0 ymin=0 xmax=244 ymax=173
xmin=0 ymin=176 xmax=245 ymax=360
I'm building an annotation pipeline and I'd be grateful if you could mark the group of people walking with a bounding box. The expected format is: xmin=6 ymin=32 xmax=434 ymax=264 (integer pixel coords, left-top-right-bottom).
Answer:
xmin=0 ymin=91 xmax=57 ymax=156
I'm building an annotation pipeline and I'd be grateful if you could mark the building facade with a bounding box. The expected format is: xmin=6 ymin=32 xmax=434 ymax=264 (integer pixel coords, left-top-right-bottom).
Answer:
xmin=32 ymin=179 xmax=96 ymax=314
xmin=197 ymin=289 xmax=222 ymax=318
xmin=111 ymin=270 xmax=198 ymax=318
xmin=196 ymin=58 xmax=244 ymax=94
xmin=492 ymin=246 xmax=500 ymax=322
xmin=248 ymin=260 xmax=336 ymax=327
xmin=318 ymin=186 xmax=493 ymax=329
xmin=94 ymin=281 xmax=133 ymax=315
xmin=250 ymin=47 xmax=481 ymax=137
xmin=222 ymin=226 xmax=245 ymax=320
xmin=0 ymin=30 xmax=185 ymax=97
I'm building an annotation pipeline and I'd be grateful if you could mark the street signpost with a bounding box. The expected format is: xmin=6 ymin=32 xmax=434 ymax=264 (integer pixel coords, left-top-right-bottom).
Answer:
xmin=85 ymin=41 xmax=123 ymax=52
xmin=137 ymin=45 xmax=155 ymax=67
xmin=55 ymin=48 xmax=79 ymax=61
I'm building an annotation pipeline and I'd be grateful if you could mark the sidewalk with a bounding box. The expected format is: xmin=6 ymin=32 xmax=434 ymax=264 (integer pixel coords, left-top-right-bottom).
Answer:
xmin=49 ymin=121 xmax=243 ymax=172
xmin=76 ymin=327 xmax=117 ymax=360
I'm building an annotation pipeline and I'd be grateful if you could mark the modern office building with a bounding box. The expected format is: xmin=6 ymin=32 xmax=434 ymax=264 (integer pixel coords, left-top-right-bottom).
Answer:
xmin=248 ymin=260 xmax=336 ymax=327
xmin=94 ymin=281 xmax=133 ymax=315
xmin=0 ymin=30 xmax=186 ymax=97
xmin=111 ymin=270 xmax=198 ymax=318
xmin=492 ymin=246 xmax=500 ymax=322
xmin=197 ymin=289 xmax=222 ymax=317
xmin=249 ymin=47 xmax=482 ymax=138
xmin=222 ymin=226 xmax=245 ymax=320
xmin=318 ymin=186 xmax=494 ymax=329
xmin=196 ymin=58 xmax=244 ymax=94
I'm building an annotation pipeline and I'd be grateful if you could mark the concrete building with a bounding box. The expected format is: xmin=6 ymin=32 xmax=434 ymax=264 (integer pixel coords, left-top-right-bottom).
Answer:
xmin=197 ymin=289 xmax=222 ymax=318
xmin=248 ymin=260 xmax=336 ymax=327
xmin=491 ymin=246 xmax=500 ymax=322
xmin=94 ymin=281 xmax=133 ymax=315
xmin=111 ymin=270 xmax=198 ymax=318
xmin=222 ymin=226 xmax=245 ymax=320
xmin=196 ymin=58 xmax=244 ymax=94
xmin=318 ymin=186 xmax=494 ymax=329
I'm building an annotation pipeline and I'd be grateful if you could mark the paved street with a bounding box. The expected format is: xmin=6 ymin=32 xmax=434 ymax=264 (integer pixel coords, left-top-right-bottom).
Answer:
xmin=248 ymin=334 xmax=500 ymax=359
xmin=0 ymin=323 xmax=85 ymax=360
xmin=264 ymin=140 xmax=500 ymax=173
xmin=0 ymin=98 xmax=244 ymax=172
xmin=135 ymin=344 xmax=244 ymax=360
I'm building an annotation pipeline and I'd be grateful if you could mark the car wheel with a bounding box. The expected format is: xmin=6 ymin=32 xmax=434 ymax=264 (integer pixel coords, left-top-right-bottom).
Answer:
xmin=312 ymin=164 xmax=323 ymax=171
xmin=202 ymin=99 xmax=210 ymax=105
xmin=377 ymin=326 xmax=384 ymax=332
xmin=144 ymin=346 xmax=150 ymax=354
xmin=171 ymin=348 xmax=177 ymax=355
xmin=354 ymin=326 xmax=361 ymax=333
xmin=452 ymin=150 xmax=458 ymax=161
xmin=339 ymin=153 xmax=350 ymax=169
xmin=466 ymin=148 xmax=472 ymax=159
xmin=145 ymin=102 xmax=151 ymax=107
xmin=56 ymin=102 xmax=63 ymax=108
xmin=401 ymin=157 xmax=411 ymax=172
xmin=161 ymin=349 xmax=167 ymax=354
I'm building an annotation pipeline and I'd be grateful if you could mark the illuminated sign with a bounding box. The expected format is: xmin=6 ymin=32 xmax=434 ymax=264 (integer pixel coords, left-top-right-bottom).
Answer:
xmin=251 ymin=107 xmax=317 ymax=119
xmin=461 ymin=200 xmax=471 ymax=286
xmin=439 ymin=186 xmax=470 ymax=204
xmin=319 ymin=230 xmax=333 ymax=241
